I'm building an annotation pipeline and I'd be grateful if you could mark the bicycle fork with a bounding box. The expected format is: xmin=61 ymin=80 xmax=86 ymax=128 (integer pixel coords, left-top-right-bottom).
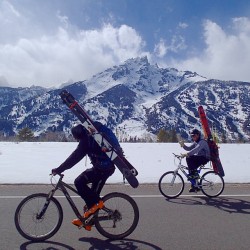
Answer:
xmin=36 ymin=189 xmax=56 ymax=220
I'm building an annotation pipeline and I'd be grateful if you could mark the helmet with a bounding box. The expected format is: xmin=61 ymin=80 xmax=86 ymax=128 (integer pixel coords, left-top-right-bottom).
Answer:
xmin=71 ymin=124 xmax=87 ymax=140
xmin=189 ymin=128 xmax=201 ymax=136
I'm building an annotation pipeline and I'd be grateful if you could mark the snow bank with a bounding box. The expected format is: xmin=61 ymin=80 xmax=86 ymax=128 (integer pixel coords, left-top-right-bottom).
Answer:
xmin=0 ymin=142 xmax=249 ymax=183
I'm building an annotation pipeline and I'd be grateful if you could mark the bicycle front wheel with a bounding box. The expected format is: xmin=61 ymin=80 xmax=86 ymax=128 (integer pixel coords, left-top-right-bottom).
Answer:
xmin=200 ymin=171 xmax=225 ymax=198
xmin=158 ymin=171 xmax=184 ymax=199
xmin=95 ymin=192 xmax=139 ymax=240
xmin=14 ymin=193 xmax=63 ymax=241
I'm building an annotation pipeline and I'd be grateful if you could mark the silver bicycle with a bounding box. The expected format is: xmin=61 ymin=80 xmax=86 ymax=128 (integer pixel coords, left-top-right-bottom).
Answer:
xmin=158 ymin=153 xmax=225 ymax=199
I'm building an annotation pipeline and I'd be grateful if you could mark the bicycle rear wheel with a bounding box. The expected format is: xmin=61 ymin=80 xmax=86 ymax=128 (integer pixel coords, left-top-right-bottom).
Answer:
xmin=95 ymin=192 xmax=139 ymax=240
xmin=14 ymin=193 xmax=63 ymax=241
xmin=200 ymin=171 xmax=224 ymax=197
xmin=158 ymin=171 xmax=184 ymax=199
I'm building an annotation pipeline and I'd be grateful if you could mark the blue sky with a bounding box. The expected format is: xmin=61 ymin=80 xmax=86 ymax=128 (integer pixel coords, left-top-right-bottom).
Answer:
xmin=1 ymin=0 xmax=250 ymax=87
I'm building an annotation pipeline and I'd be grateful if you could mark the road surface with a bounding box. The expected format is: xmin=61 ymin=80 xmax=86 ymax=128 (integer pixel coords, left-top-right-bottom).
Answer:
xmin=1 ymin=183 xmax=250 ymax=250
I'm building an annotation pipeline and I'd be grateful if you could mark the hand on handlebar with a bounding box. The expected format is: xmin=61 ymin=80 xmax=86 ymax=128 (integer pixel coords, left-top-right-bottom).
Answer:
xmin=51 ymin=168 xmax=58 ymax=176
xmin=181 ymin=153 xmax=188 ymax=158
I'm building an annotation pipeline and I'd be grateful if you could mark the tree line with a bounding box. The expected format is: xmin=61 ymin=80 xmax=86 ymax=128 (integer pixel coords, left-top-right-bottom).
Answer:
xmin=0 ymin=127 xmax=179 ymax=142
xmin=0 ymin=126 xmax=247 ymax=143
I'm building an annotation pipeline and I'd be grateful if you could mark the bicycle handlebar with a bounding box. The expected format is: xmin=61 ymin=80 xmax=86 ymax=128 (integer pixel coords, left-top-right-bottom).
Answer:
xmin=50 ymin=173 xmax=64 ymax=185
xmin=172 ymin=153 xmax=183 ymax=160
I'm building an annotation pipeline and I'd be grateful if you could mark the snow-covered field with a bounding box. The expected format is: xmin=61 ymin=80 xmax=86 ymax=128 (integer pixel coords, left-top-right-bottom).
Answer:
xmin=0 ymin=142 xmax=249 ymax=184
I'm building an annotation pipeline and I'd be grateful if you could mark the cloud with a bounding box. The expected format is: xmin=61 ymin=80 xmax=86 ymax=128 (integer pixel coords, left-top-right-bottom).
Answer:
xmin=154 ymin=39 xmax=167 ymax=58
xmin=175 ymin=18 xmax=250 ymax=81
xmin=0 ymin=21 xmax=147 ymax=87
xmin=0 ymin=1 xmax=149 ymax=87
xmin=178 ymin=22 xmax=188 ymax=29
xmin=2 ymin=1 xmax=250 ymax=87
xmin=0 ymin=75 xmax=10 ymax=87
xmin=154 ymin=35 xmax=187 ymax=58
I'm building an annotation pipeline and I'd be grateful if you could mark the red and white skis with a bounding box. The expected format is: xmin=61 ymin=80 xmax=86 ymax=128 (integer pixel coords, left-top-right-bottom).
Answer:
xmin=198 ymin=106 xmax=225 ymax=177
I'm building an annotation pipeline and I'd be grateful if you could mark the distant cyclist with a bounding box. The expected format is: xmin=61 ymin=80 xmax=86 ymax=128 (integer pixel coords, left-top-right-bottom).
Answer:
xmin=52 ymin=123 xmax=117 ymax=230
xmin=179 ymin=128 xmax=210 ymax=192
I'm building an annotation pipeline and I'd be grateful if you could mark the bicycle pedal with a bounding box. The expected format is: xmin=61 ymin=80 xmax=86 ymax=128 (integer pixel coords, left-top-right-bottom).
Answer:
xmin=84 ymin=214 xmax=94 ymax=224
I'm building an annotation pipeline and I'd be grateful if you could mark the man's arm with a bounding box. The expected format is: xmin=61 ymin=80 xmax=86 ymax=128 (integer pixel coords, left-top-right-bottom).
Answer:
xmin=54 ymin=140 xmax=87 ymax=174
xmin=183 ymin=142 xmax=195 ymax=151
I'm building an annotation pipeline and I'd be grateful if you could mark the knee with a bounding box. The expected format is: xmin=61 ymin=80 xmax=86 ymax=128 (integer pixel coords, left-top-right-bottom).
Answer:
xmin=186 ymin=157 xmax=191 ymax=165
xmin=74 ymin=174 xmax=88 ymax=189
xmin=74 ymin=177 xmax=80 ymax=189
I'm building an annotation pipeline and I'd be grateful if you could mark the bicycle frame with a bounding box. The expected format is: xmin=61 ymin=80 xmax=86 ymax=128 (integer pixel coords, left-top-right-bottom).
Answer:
xmin=158 ymin=153 xmax=225 ymax=199
xmin=172 ymin=154 xmax=212 ymax=186
xmin=37 ymin=174 xmax=83 ymax=221
xmin=37 ymin=174 xmax=114 ymax=226
xmin=173 ymin=162 xmax=189 ymax=179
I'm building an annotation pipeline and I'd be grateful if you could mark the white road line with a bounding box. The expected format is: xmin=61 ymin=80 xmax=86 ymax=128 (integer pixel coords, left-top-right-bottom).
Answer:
xmin=1 ymin=194 xmax=250 ymax=198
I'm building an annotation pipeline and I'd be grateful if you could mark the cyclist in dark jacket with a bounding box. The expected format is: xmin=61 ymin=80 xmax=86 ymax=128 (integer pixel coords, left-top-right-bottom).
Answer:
xmin=179 ymin=128 xmax=210 ymax=192
xmin=52 ymin=124 xmax=115 ymax=230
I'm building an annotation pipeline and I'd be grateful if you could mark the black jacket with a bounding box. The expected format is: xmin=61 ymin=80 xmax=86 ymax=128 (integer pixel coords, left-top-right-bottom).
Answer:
xmin=56 ymin=135 xmax=114 ymax=174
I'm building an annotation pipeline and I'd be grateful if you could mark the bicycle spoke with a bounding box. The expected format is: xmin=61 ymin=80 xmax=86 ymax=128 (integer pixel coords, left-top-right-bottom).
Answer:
xmin=158 ymin=171 xmax=184 ymax=198
xmin=200 ymin=171 xmax=224 ymax=197
xmin=95 ymin=193 xmax=139 ymax=240
xmin=15 ymin=194 xmax=63 ymax=241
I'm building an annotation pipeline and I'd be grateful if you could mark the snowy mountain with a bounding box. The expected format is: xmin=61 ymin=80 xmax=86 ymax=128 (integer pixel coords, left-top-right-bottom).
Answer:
xmin=0 ymin=56 xmax=249 ymax=142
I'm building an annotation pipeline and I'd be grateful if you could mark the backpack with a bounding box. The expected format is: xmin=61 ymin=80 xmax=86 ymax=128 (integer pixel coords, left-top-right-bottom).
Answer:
xmin=94 ymin=121 xmax=123 ymax=155
xmin=91 ymin=122 xmax=123 ymax=168
xmin=206 ymin=138 xmax=219 ymax=161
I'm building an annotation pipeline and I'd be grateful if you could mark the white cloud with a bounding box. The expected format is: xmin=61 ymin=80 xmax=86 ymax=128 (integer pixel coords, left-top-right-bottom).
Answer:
xmin=154 ymin=39 xmax=167 ymax=58
xmin=0 ymin=21 xmax=147 ymax=87
xmin=154 ymin=35 xmax=186 ymax=58
xmin=56 ymin=11 xmax=69 ymax=28
xmin=2 ymin=1 xmax=250 ymax=87
xmin=175 ymin=18 xmax=250 ymax=81
xmin=0 ymin=75 xmax=10 ymax=87
xmin=179 ymin=22 xmax=188 ymax=29
xmin=0 ymin=1 xmax=149 ymax=87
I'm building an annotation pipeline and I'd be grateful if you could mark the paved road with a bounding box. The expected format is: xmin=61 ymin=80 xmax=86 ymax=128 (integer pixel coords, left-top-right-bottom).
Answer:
xmin=1 ymin=183 xmax=250 ymax=250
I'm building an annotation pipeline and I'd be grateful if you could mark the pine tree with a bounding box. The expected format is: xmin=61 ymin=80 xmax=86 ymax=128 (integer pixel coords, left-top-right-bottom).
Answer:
xmin=169 ymin=129 xmax=178 ymax=142
xmin=157 ymin=128 xmax=178 ymax=142
xmin=18 ymin=127 xmax=35 ymax=141
xmin=157 ymin=129 xmax=168 ymax=142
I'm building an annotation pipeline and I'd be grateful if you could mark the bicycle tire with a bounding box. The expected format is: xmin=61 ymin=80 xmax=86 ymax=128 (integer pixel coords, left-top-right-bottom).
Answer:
xmin=200 ymin=171 xmax=225 ymax=198
xmin=14 ymin=193 xmax=63 ymax=241
xmin=158 ymin=171 xmax=184 ymax=199
xmin=95 ymin=192 xmax=139 ymax=240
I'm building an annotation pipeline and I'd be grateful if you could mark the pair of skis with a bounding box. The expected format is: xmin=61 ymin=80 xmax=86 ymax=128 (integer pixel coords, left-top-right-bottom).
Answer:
xmin=198 ymin=106 xmax=225 ymax=177
xmin=60 ymin=90 xmax=139 ymax=188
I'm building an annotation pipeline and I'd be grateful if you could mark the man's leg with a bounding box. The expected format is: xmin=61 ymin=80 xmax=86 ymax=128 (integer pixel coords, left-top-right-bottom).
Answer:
xmin=74 ymin=168 xmax=100 ymax=208
xmin=91 ymin=168 xmax=115 ymax=195
xmin=186 ymin=156 xmax=201 ymax=192
xmin=186 ymin=156 xmax=200 ymax=174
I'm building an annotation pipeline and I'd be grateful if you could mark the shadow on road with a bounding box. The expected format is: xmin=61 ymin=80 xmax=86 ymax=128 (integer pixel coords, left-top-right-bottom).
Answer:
xmin=19 ymin=238 xmax=162 ymax=250
xmin=20 ymin=240 xmax=75 ymax=250
xmin=165 ymin=196 xmax=250 ymax=214
xmin=164 ymin=197 xmax=203 ymax=206
xmin=199 ymin=196 xmax=250 ymax=214
xmin=79 ymin=237 xmax=163 ymax=250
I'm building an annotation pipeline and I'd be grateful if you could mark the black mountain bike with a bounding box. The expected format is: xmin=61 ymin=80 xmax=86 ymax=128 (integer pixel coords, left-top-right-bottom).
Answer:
xmin=15 ymin=174 xmax=139 ymax=242
xmin=158 ymin=153 xmax=225 ymax=199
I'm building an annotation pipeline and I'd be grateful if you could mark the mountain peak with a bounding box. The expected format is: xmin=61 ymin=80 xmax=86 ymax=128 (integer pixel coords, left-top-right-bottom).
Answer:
xmin=0 ymin=57 xmax=249 ymax=142
xmin=124 ymin=56 xmax=149 ymax=66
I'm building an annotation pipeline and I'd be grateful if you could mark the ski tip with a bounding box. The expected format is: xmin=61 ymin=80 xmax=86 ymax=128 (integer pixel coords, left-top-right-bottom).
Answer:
xmin=131 ymin=181 xmax=139 ymax=188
